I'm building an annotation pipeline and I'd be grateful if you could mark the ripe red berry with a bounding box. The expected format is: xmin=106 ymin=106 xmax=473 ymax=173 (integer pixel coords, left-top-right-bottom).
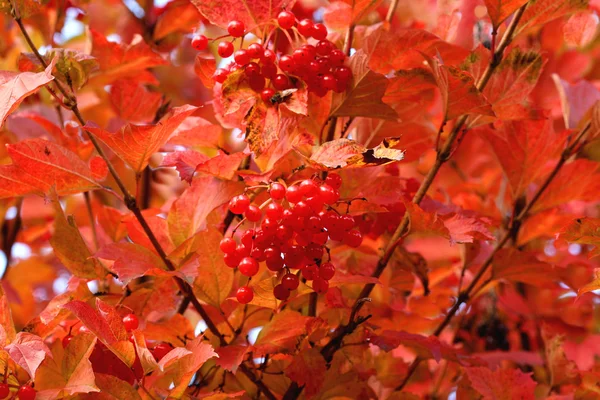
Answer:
xmin=320 ymin=262 xmax=336 ymax=280
xmin=266 ymin=202 xmax=284 ymax=220
xmin=261 ymin=88 xmax=276 ymax=103
xmin=244 ymin=205 xmax=262 ymax=222
xmin=343 ymin=230 xmax=363 ymax=248
xmin=292 ymin=201 xmax=312 ymax=218
xmin=273 ymin=74 xmax=291 ymax=90
xmin=191 ymin=34 xmax=208 ymax=51
xmin=278 ymin=10 xmax=296 ymax=29
xmin=238 ymin=257 xmax=259 ymax=276
xmin=321 ymin=74 xmax=337 ymax=91
xmin=17 ymin=386 xmax=36 ymax=400
xmin=299 ymin=179 xmax=318 ymax=197
xmin=247 ymin=43 xmax=264 ymax=58
xmin=0 ymin=383 xmax=9 ymax=399
xmin=229 ymin=194 xmax=250 ymax=214
xmin=245 ymin=62 xmax=260 ymax=76
xmin=292 ymin=48 xmax=312 ymax=65
xmin=316 ymin=40 xmax=334 ymax=55
xmin=312 ymin=23 xmax=328 ymax=40
xmin=333 ymin=66 xmax=352 ymax=83
xmin=279 ymin=55 xmax=295 ymax=72
xmin=274 ymin=284 xmax=290 ymax=300
xmin=330 ymin=49 xmax=345 ymax=66
xmin=301 ymin=263 xmax=318 ymax=280
xmin=286 ymin=185 xmax=302 ymax=203
xmin=236 ymin=286 xmax=254 ymax=304
xmin=281 ymin=273 xmax=300 ymax=290
xmin=152 ymin=342 xmax=172 ymax=361
xmin=249 ymin=74 xmax=266 ymax=91
xmin=236 ymin=243 xmax=251 ymax=258
xmin=218 ymin=41 xmax=234 ymax=57
xmin=122 ymin=314 xmax=139 ymax=331
xmin=234 ymin=49 xmax=251 ymax=65
xmin=224 ymin=253 xmax=241 ymax=268
xmin=269 ymin=182 xmax=286 ymax=199
xmin=261 ymin=63 xmax=277 ymax=79
xmin=220 ymin=237 xmax=237 ymax=254
xmin=266 ymin=254 xmax=284 ymax=271
xmin=213 ymin=68 xmax=229 ymax=83
xmin=262 ymin=49 xmax=276 ymax=63
xmin=312 ymin=277 xmax=329 ymax=294
xmin=298 ymin=19 xmax=313 ymax=37
xmin=325 ymin=173 xmax=342 ymax=189
xmin=62 ymin=334 xmax=73 ymax=348
xmin=227 ymin=20 xmax=245 ymax=37
xmin=339 ymin=215 xmax=356 ymax=231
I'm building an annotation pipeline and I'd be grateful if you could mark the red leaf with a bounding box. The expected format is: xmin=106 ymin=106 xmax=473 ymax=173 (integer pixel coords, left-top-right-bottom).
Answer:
xmin=516 ymin=0 xmax=588 ymax=35
xmin=564 ymin=11 xmax=599 ymax=48
xmin=542 ymin=327 xmax=580 ymax=386
xmin=425 ymin=55 xmax=494 ymax=120
xmin=195 ymin=150 xmax=247 ymax=180
xmin=215 ymin=345 xmax=251 ymax=372
xmin=153 ymin=0 xmax=201 ymax=40
xmin=309 ymin=137 xmax=404 ymax=169
xmin=0 ymin=57 xmax=55 ymax=126
xmin=484 ymin=0 xmax=529 ymax=29
xmin=165 ymin=336 xmax=217 ymax=397
xmin=371 ymin=330 xmax=462 ymax=362
xmin=330 ymin=50 xmax=398 ymax=120
xmin=194 ymin=54 xmax=217 ymax=89
xmin=559 ymin=217 xmax=600 ymax=259
xmin=130 ymin=330 xmax=159 ymax=374
xmin=0 ymin=284 xmax=16 ymax=347
xmin=191 ymin=0 xmax=295 ymax=31
xmin=168 ymin=116 xmax=222 ymax=148
xmin=285 ymin=348 xmax=327 ymax=399
xmin=254 ymin=311 xmax=313 ymax=355
xmin=90 ymin=30 xmax=167 ymax=85
xmin=492 ymin=248 xmax=559 ymax=286
xmin=465 ymin=367 xmax=537 ymax=400
xmin=5 ymin=332 xmax=51 ymax=378
xmin=441 ymin=212 xmax=495 ymax=244
xmin=167 ymin=176 xmax=244 ymax=246
xmin=552 ymin=76 xmax=600 ymax=129
xmin=95 ymin=242 xmax=167 ymax=284
xmin=161 ymin=150 xmax=209 ymax=183
xmin=109 ymin=80 xmax=162 ymax=122
xmin=86 ymin=105 xmax=198 ymax=174
xmin=0 ymin=139 xmax=101 ymax=199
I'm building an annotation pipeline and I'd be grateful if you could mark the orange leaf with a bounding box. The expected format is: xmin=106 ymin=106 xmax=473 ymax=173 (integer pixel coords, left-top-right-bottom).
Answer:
xmin=161 ymin=150 xmax=209 ymax=183
xmin=560 ymin=217 xmax=600 ymax=258
xmin=86 ymin=105 xmax=198 ymax=174
xmin=0 ymin=283 xmax=16 ymax=347
xmin=5 ymin=332 xmax=50 ymax=378
xmin=371 ymin=330 xmax=463 ymax=362
xmin=492 ymin=248 xmax=558 ymax=286
xmin=552 ymin=75 xmax=600 ymax=129
xmin=191 ymin=0 xmax=295 ymax=30
xmin=254 ymin=311 xmax=313 ymax=355
xmin=330 ymin=50 xmax=398 ymax=120
xmin=153 ymin=0 xmax=201 ymax=40
xmin=285 ymin=348 xmax=327 ymax=398
xmin=564 ymin=11 xmax=599 ymax=48
xmin=215 ymin=345 xmax=251 ymax=372
xmin=309 ymin=137 xmax=404 ymax=169
xmin=95 ymin=242 xmax=167 ymax=284
xmin=465 ymin=366 xmax=536 ymax=400
xmin=484 ymin=0 xmax=529 ymax=29
xmin=109 ymin=80 xmax=162 ymax=122
xmin=194 ymin=54 xmax=217 ymax=89
xmin=576 ymin=268 xmax=600 ymax=296
xmin=516 ymin=0 xmax=588 ymax=35
xmin=0 ymin=57 xmax=55 ymax=126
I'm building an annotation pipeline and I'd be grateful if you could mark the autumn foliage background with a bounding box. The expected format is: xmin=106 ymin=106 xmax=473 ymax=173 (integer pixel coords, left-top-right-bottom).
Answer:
xmin=1 ymin=0 xmax=600 ymax=398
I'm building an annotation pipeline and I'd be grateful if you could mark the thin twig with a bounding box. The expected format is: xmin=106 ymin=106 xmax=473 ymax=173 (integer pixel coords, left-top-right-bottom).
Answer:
xmin=83 ymin=192 xmax=99 ymax=250
xmin=0 ymin=198 xmax=23 ymax=280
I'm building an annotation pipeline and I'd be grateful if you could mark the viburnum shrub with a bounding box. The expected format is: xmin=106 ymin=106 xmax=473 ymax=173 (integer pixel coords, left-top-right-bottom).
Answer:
xmin=0 ymin=0 xmax=600 ymax=398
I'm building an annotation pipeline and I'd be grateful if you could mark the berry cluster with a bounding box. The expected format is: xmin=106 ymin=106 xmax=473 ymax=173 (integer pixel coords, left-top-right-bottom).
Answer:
xmin=0 ymin=384 xmax=35 ymax=400
xmin=220 ymin=173 xmax=363 ymax=304
xmin=61 ymin=313 xmax=171 ymax=386
xmin=191 ymin=11 xmax=352 ymax=100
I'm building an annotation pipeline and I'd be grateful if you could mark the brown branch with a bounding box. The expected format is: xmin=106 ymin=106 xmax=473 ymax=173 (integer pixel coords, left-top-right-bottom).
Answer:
xmin=83 ymin=192 xmax=99 ymax=251
xmin=0 ymin=198 xmax=23 ymax=280
xmin=394 ymin=120 xmax=591 ymax=391
xmin=385 ymin=0 xmax=400 ymax=24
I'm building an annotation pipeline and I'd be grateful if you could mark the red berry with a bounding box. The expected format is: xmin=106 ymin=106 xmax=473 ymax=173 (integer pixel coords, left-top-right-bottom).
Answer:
xmin=191 ymin=34 xmax=208 ymax=50
xmin=312 ymin=277 xmax=329 ymax=294
xmin=238 ymin=257 xmax=259 ymax=276
xmin=62 ymin=334 xmax=73 ymax=348
xmin=321 ymin=74 xmax=337 ymax=91
xmin=299 ymin=179 xmax=318 ymax=197
xmin=152 ymin=343 xmax=172 ymax=361
xmin=305 ymin=216 xmax=323 ymax=234
xmin=249 ymin=74 xmax=266 ymax=91
xmin=319 ymin=183 xmax=340 ymax=204
xmin=279 ymin=55 xmax=295 ymax=72
xmin=343 ymin=230 xmax=363 ymax=248
xmin=266 ymin=254 xmax=284 ymax=271
xmin=17 ymin=386 xmax=36 ymax=400
xmin=218 ymin=41 xmax=234 ymax=57
xmin=278 ymin=10 xmax=296 ymax=29
xmin=333 ymin=66 xmax=352 ymax=83
xmin=227 ymin=20 xmax=245 ymax=37
xmin=0 ymin=383 xmax=9 ymax=399
xmin=220 ymin=237 xmax=237 ymax=254
xmin=261 ymin=63 xmax=277 ymax=79
xmin=292 ymin=201 xmax=312 ymax=218
xmin=282 ymin=273 xmax=300 ymax=290
xmin=293 ymin=48 xmax=311 ymax=65
xmin=241 ymin=230 xmax=255 ymax=248
xmin=236 ymin=243 xmax=251 ymax=258
xmin=234 ymin=49 xmax=251 ymax=65
xmin=305 ymin=196 xmax=325 ymax=212
xmin=339 ymin=215 xmax=355 ymax=231
xmin=224 ymin=252 xmax=241 ymax=268
xmin=273 ymin=284 xmax=290 ymax=300
xmin=236 ymin=286 xmax=254 ymax=304
xmin=320 ymin=262 xmax=335 ymax=280
xmin=213 ymin=68 xmax=229 ymax=83
xmin=286 ymin=185 xmax=302 ymax=203
xmin=308 ymin=60 xmax=320 ymax=75
xmin=247 ymin=43 xmax=264 ymax=58
xmin=325 ymin=173 xmax=342 ymax=189
xmin=229 ymin=194 xmax=250 ymax=214
xmin=261 ymin=88 xmax=276 ymax=103
xmin=273 ymin=74 xmax=290 ymax=90
xmin=262 ymin=49 xmax=276 ymax=63
xmin=312 ymin=231 xmax=329 ymax=245
xmin=245 ymin=62 xmax=260 ymax=76
xmin=312 ymin=23 xmax=328 ymax=40
xmin=330 ymin=49 xmax=345 ymax=66
xmin=316 ymin=40 xmax=334 ymax=55
xmin=266 ymin=202 xmax=284 ymax=220
xmin=122 ymin=314 xmax=139 ymax=331
xmin=298 ymin=19 xmax=313 ymax=37
xmin=261 ymin=217 xmax=279 ymax=235
xmin=269 ymin=182 xmax=286 ymax=199
xmin=305 ymin=242 xmax=323 ymax=259
xmin=301 ymin=263 xmax=318 ymax=280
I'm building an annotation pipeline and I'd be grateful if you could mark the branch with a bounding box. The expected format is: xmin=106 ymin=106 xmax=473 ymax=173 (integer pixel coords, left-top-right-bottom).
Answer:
xmin=0 ymin=198 xmax=23 ymax=280
xmin=395 ymin=120 xmax=591 ymax=391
